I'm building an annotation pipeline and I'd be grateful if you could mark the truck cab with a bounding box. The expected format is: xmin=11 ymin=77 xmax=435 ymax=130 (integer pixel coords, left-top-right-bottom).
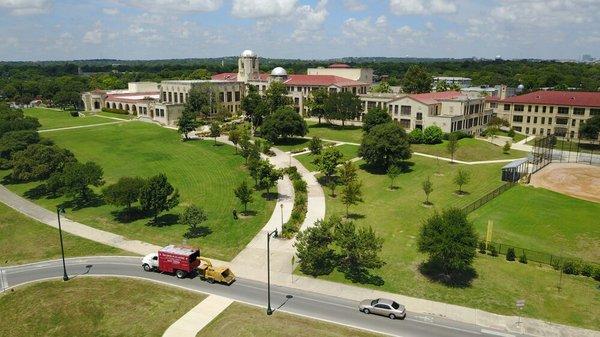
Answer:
xmin=141 ymin=253 xmax=159 ymax=271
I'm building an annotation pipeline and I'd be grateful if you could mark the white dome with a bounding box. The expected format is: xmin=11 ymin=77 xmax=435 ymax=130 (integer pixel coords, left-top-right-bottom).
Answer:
xmin=241 ymin=49 xmax=256 ymax=58
xmin=271 ymin=67 xmax=287 ymax=76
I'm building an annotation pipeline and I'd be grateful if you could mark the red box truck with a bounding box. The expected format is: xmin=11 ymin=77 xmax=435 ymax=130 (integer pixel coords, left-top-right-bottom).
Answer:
xmin=142 ymin=245 xmax=200 ymax=279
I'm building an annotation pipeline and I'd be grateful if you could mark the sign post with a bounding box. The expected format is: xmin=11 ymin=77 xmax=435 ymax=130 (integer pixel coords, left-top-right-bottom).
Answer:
xmin=516 ymin=299 xmax=525 ymax=326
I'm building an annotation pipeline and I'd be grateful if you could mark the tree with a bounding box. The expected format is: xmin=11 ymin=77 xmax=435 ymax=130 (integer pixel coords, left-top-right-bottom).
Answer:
xmin=53 ymin=90 xmax=81 ymax=110
xmin=422 ymin=125 xmax=443 ymax=144
xmin=305 ymin=88 xmax=329 ymax=123
xmin=341 ymin=180 xmax=363 ymax=217
xmin=386 ymin=165 xmax=401 ymax=189
xmin=422 ymin=176 xmax=433 ymax=205
xmin=417 ymin=208 xmax=478 ymax=278
xmin=371 ymin=81 xmax=391 ymax=93
xmin=503 ymin=141 xmax=511 ymax=154
xmin=209 ymin=122 xmax=221 ymax=145
xmin=255 ymin=159 xmax=282 ymax=197
xmin=314 ymin=147 xmax=343 ymax=183
xmin=186 ymin=68 xmax=211 ymax=80
xmin=434 ymin=80 xmax=449 ymax=92
xmin=294 ymin=218 xmax=336 ymax=276
xmin=185 ymin=84 xmax=221 ymax=118
xmin=57 ymin=161 xmax=104 ymax=203
xmin=453 ymin=169 xmax=471 ymax=195
xmin=486 ymin=125 xmax=499 ymax=139
xmin=228 ymin=127 xmax=240 ymax=153
xmin=181 ymin=205 xmax=208 ymax=238
xmin=263 ymin=82 xmax=291 ymax=115
xmin=308 ymin=137 xmax=323 ymax=155
xmin=234 ymin=180 xmax=253 ymax=213
xmin=10 ymin=144 xmax=76 ymax=182
xmin=446 ymin=133 xmax=459 ymax=163
xmin=362 ymin=107 xmax=391 ymax=133
xmin=260 ymin=107 xmax=308 ymax=143
xmin=139 ymin=173 xmax=180 ymax=222
xmin=0 ymin=130 xmax=40 ymax=159
xmin=241 ymin=85 xmax=263 ymax=127
xmin=102 ymin=176 xmax=145 ymax=218
xmin=338 ymin=160 xmax=358 ymax=185
xmin=177 ymin=109 xmax=199 ymax=140
xmin=579 ymin=115 xmax=600 ymax=139
xmin=401 ymin=65 xmax=432 ymax=94
xmin=324 ymin=91 xmax=362 ymax=126
xmin=408 ymin=128 xmax=423 ymax=144
xmin=333 ymin=217 xmax=385 ymax=281
xmin=359 ymin=122 xmax=412 ymax=170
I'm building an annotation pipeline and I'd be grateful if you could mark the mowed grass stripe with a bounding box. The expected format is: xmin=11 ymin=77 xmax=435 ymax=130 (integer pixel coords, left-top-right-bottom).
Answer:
xmin=3 ymin=121 xmax=275 ymax=261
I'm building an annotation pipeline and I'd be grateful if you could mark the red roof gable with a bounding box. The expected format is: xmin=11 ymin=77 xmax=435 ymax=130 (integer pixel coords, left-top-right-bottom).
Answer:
xmin=329 ymin=63 xmax=350 ymax=68
xmin=211 ymin=73 xmax=238 ymax=81
xmin=498 ymin=90 xmax=600 ymax=107
xmin=409 ymin=91 xmax=462 ymax=105
xmin=285 ymin=74 xmax=363 ymax=87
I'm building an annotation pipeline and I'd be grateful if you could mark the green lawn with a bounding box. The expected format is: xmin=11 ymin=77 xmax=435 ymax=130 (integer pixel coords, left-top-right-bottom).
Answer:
xmin=0 ymin=202 xmax=127 ymax=266
xmin=494 ymin=130 xmax=527 ymax=142
xmin=199 ymin=302 xmax=381 ymax=337
xmin=24 ymin=108 xmax=112 ymax=130
xmin=0 ymin=278 xmax=205 ymax=337
xmin=310 ymin=157 xmax=599 ymax=329
xmin=294 ymin=144 xmax=360 ymax=172
xmin=412 ymin=138 xmax=529 ymax=162
xmin=2 ymin=122 xmax=275 ymax=261
xmin=96 ymin=111 xmax=136 ymax=120
xmin=306 ymin=121 xmax=363 ymax=144
xmin=470 ymin=185 xmax=600 ymax=262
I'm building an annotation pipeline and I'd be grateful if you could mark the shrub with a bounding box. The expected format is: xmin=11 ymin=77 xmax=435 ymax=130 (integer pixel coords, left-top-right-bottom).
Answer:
xmin=593 ymin=267 xmax=600 ymax=282
xmin=518 ymin=253 xmax=528 ymax=264
xmin=293 ymin=178 xmax=307 ymax=193
xmin=422 ymin=125 xmax=443 ymax=144
xmin=69 ymin=111 xmax=79 ymax=117
xmin=506 ymin=247 xmax=516 ymax=261
xmin=443 ymin=131 xmax=472 ymax=141
xmin=562 ymin=260 xmax=581 ymax=275
xmin=101 ymin=108 xmax=129 ymax=115
xmin=489 ymin=245 xmax=498 ymax=257
xmin=581 ymin=264 xmax=593 ymax=277
xmin=478 ymin=241 xmax=487 ymax=254
xmin=507 ymin=128 xmax=516 ymax=138
xmin=550 ymin=257 xmax=561 ymax=270
xmin=408 ymin=128 xmax=423 ymax=144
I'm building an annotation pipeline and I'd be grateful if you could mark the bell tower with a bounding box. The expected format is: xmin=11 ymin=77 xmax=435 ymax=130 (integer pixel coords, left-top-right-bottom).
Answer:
xmin=238 ymin=49 xmax=259 ymax=82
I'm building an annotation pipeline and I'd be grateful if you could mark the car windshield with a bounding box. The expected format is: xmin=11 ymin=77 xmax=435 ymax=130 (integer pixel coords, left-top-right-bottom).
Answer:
xmin=391 ymin=302 xmax=400 ymax=309
xmin=370 ymin=299 xmax=378 ymax=306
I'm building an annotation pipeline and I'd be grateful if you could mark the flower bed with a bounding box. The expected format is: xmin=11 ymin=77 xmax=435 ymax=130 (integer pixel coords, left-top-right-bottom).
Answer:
xmin=281 ymin=166 xmax=307 ymax=238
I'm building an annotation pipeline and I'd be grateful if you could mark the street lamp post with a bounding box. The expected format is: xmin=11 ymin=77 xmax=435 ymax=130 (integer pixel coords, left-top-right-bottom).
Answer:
xmin=266 ymin=228 xmax=278 ymax=315
xmin=280 ymin=203 xmax=284 ymax=232
xmin=57 ymin=207 xmax=69 ymax=281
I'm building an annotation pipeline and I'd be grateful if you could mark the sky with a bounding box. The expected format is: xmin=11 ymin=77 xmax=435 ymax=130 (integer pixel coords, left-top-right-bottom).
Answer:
xmin=0 ymin=0 xmax=599 ymax=61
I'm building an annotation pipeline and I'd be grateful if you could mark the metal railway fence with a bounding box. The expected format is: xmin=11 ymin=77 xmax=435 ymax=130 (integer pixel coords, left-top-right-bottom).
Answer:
xmin=461 ymin=182 xmax=515 ymax=214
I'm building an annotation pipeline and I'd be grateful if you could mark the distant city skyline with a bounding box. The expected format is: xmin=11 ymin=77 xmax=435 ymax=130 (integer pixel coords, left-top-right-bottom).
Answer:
xmin=0 ymin=0 xmax=599 ymax=62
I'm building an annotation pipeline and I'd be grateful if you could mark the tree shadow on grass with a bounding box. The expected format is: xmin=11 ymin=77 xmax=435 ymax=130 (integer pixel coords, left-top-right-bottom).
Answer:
xmin=418 ymin=261 xmax=477 ymax=288
xmin=261 ymin=191 xmax=279 ymax=200
xmin=111 ymin=206 xmax=149 ymax=223
xmin=147 ymin=213 xmax=180 ymax=227
xmin=339 ymin=266 xmax=385 ymax=286
xmin=310 ymin=123 xmax=361 ymax=131
xmin=345 ymin=213 xmax=365 ymax=220
xmin=59 ymin=193 xmax=105 ymax=211
xmin=23 ymin=184 xmax=50 ymax=200
xmin=359 ymin=161 xmax=415 ymax=175
xmin=183 ymin=226 xmax=212 ymax=239
xmin=274 ymin=138 xmax=308 ymax=147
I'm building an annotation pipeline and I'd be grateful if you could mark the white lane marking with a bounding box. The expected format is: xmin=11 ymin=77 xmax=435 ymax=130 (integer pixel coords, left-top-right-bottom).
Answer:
xmin=480 ymin=329 xmax=515 ymax=337
xmin=405 ymin=318 xmax=482 ymax=335
xmin=1 ymin=256 xmax=142 ymax=270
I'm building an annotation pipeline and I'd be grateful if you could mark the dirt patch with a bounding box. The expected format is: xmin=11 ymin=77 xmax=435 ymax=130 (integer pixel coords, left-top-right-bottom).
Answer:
xmin=530 ymin=163 xmax=600 ymax=203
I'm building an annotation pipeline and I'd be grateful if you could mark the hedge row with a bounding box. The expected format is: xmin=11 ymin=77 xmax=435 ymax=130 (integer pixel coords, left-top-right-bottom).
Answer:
xmin=281 ymin=166 xmax=307 ymax=239
xmin=101 ymin=108 xmax=130 ymax=115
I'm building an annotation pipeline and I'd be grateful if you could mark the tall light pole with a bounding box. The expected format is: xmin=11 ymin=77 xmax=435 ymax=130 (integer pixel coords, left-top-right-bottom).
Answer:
xmin=57 ymin=207 xmax=69 ymax=281
xmin=280 ymin=203 xmax=284 ymax=233
xmin=266 ymin=228 xmax=278 ymax=315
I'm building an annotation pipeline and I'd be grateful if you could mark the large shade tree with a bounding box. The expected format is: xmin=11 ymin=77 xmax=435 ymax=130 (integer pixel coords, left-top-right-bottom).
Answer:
xmin=359 ymin=122 xmax=412 ymax=169
xmin=260 ymin=107 xmax=308 ymax=142
xmin=324 ymin=91 xmax=362 ymax=126
xmin=401 ymin=65 xmax=432 ymax=94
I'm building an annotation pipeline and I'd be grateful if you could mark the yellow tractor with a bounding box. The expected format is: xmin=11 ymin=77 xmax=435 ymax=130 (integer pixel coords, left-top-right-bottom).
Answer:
xmin=197 ymin=258 xmax=235 ymax=285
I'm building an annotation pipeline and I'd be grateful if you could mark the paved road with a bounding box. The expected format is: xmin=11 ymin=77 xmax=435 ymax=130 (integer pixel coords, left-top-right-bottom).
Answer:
xmin=1 ymin=257 xmax=522 ymax=337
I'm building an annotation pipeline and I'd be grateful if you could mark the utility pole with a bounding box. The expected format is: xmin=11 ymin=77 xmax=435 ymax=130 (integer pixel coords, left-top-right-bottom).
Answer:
xmin=266 ymin=229 xmax=278 ymax=315
xmin=57 ymin=207 xmax=69 ymax=281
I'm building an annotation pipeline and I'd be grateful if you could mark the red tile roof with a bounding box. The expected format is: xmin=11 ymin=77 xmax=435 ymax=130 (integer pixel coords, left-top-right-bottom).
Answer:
xmin=497 ymin=90 xmax=600 ymax=107
xmin=211 ymin=72 xmax=237 ymax=81
xmin=211 ymin=73 xmax=364 ymax=87
xmin=328 ymin=63 xmax=350 ymax=68
xmin=409 ymin=91 xmax=462 ymax=105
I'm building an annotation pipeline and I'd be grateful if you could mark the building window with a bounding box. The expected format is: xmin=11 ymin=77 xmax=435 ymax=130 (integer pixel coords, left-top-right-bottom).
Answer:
xmin=558 ymin=107 xmax=569 ymax=114
xmin=532 ymin=128 xmax=536 ymax=134
xmin=550 ymin=106 xmax=554 ymax=113
xmin=512 ymin=115 xmax=523 ymax=123
xmin=591 ymin=109 xmax=600 ymax=116
xmin=400 ymin=119 xmax=410 ymax=129
xmin=168 ymin=92 xmax=172 ymax=102
xmin=525 ymin=127 xmax=529 ymax=134
xmin=571 ymin=119 xmax=576 ymax=126
xmin=400 ymin=105 xmax=411 ymax=115
xmin=227 ymin=92 xmax=232 ymax=102
xmin=526 ymin=116 xmax=531 ymax=123
xmin=554 ymin=127 xmax=567 ymax=137
xmin=174 ymin=93 xmax=178 ymax=103
xmin=533 ymin=117 xmax=537 ymax=123
xmin=504 ymin=104 xmax=510 ymax=111
xmin=541 ymin=117 xmax=545 ymax=124
xmin=416 ymin=112 xmax=422 ymax=121
xmin=527 ymin=105 xmax=532 ymax=112
xmin=491 ymin=102 xmax=497 ymax=108
xmin=219 ymin=92 xmax=224 ymax=102
xmin=514 ymin=126 xmax=522 ymax=132
xmin=573 ymin=107 xmax=585 ymax=115
xmin=514 ymin=105 xmax=524 ymax=112
xmin=556 ymin=117 xmax=568 ymax=125
xmin=180 ymin=93 xmax=184 ymax=103
xmin=534 ymin=105 xmax=539 ymax=112
xmin=394 ymin=105 xmax=398 ymax=114
xmin=542 ymin=106 xmax=547 ymax=113
xmin=235 ymin=91 xmax=240 ymax=101
xmin=548 ymin=118 xmax=552 ymax=125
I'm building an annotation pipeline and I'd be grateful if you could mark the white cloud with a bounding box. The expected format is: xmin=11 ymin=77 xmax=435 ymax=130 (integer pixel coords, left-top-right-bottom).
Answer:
xmin=102 ymin=8 xmax=119 ymax=15
xmin=231 ymin=0 xmax=297 ymax=19
xmin=126 ymin=0 xmax=222 ymax=12
xmin=0 ymin=0 xmax=51 ymax=15
xmin=375 ymin=15 xmax=387 ymax=28
xmin=291 ymin=0 xmax=328 ymax=42
xmin=343 ymin=0 xmax=366 ymax=11
xmin=82 ymin=21 xmax=103 ymax=44
xmin=389 ymin=0 xmax=456 ymax=15
xmin=490 ymin=0 xmax=599 ymax=27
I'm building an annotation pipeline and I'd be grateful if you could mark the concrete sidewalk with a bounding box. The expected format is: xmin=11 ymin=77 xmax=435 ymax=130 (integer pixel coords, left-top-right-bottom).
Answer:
xmin=162 ymin=295 xmax=233 ymax=337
